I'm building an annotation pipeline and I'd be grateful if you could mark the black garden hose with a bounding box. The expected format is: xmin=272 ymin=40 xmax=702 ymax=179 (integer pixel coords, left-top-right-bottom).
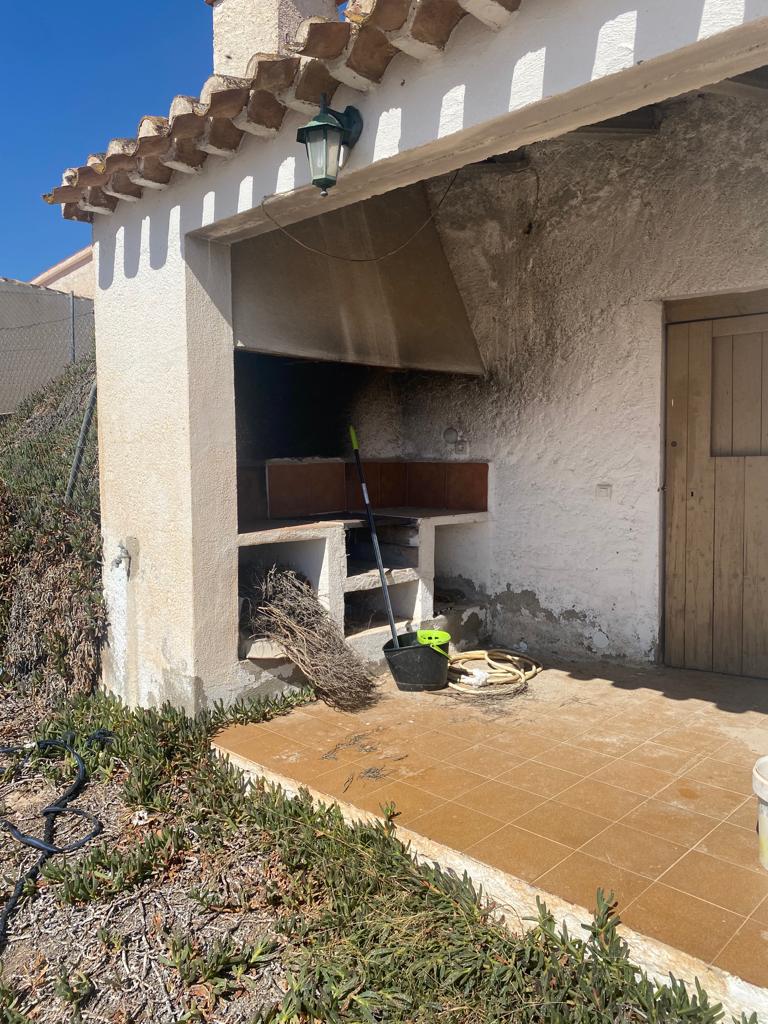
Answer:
xmin=0 ymin=729 xmax=112 ymax=950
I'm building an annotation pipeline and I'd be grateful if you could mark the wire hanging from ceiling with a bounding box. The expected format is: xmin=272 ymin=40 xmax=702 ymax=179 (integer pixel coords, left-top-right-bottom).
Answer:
xmin=259 ymin=170 xmax=460 ymax=264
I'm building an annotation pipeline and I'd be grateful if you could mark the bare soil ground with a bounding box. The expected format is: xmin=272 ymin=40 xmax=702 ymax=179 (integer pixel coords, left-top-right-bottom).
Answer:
xmin=0 ymin=707 xmax=287 ymax=1023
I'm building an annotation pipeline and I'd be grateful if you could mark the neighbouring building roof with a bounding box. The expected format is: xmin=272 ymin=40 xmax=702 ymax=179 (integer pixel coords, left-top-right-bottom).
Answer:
xmin=43 ymin=0 xmax=521 ymax=222
xmin=29 ymin=247 xmax=94 ymax=299
xmin=0 ymin=278 xmax=94 ymax=415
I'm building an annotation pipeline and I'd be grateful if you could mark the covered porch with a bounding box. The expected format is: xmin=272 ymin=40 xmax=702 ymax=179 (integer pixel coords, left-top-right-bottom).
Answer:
xmin=214 ymin=660 xmax=768 ymax=1012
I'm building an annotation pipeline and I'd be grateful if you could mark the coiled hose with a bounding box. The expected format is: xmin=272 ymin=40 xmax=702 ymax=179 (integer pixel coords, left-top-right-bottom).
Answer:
xmin=447 ymin=649 xmax=542 ymax=696
xmin=0 ymin=730 xmax=112 ymax=950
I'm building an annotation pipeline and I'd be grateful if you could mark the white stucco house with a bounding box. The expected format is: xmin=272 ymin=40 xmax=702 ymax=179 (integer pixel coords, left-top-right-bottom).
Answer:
xmin=45 ymin=0 xmax=768 ymax=712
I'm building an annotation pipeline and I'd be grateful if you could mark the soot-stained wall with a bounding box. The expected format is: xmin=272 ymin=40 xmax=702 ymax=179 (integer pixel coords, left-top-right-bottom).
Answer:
xmin=350 ymin=93 xmax=768 ymax=663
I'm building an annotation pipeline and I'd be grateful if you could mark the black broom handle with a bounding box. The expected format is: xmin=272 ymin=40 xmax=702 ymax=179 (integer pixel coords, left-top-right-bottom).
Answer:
xmin=349 ymin=426 xmax=400 ymax=648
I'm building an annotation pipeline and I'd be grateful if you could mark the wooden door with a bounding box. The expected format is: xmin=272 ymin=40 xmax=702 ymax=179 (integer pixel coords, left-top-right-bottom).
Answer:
xmin=665 ymin=314 xmax=768 ymax=677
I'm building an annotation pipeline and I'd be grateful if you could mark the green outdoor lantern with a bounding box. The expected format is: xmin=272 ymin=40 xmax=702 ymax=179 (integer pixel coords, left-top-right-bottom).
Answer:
xmin=296 ymin=96 xmax=363 ymax=196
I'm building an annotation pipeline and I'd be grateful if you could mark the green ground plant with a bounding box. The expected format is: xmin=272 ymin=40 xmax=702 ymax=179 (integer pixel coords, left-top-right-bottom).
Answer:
xmin=29 ymin=690 xmax=759 ymax=1024
xmin=42 ymin=826 xmax=187 ymax=903
xmin=52 ymin=970 xmax=94 ymax=1023
xmin=160 ymin=931 xmax=278 ymax=991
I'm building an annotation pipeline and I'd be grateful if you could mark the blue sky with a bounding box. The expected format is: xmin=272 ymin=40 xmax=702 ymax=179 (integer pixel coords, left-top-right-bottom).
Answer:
xmin=0 ymin=2 xmax=212 ymax=282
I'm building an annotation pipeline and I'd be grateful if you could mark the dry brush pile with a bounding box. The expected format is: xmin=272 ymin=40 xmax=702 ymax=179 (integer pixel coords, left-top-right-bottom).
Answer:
xmin=241 ymin=566 xmax=378 ymax=712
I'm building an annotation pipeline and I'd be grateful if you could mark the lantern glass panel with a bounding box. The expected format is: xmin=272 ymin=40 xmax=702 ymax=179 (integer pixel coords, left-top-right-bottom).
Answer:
xmin=325 ymin=125 xmax=343 ymax=180
xmin=304 ymin=126 xmax=328 ymax=183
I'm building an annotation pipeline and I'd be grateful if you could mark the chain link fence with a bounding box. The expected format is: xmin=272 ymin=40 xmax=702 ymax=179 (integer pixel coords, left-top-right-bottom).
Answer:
xmin=0 ymin=280 xmax=97 ymax=510
xmin=0 ymin=282 xmax=103 ymax=710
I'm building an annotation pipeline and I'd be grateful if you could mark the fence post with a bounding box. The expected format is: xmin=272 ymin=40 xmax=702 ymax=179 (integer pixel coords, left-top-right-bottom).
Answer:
xmin=69 ymin=292 xmax=76 ymax=363
xmin=65 ymin=381 xmax=97 ymax=504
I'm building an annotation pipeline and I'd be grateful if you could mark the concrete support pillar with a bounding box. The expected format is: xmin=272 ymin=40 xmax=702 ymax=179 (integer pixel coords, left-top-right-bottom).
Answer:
xmin=96 ymin=212 xmax=240 ymax=714
xmin=185 ymin=238 xmax=241 ymax=707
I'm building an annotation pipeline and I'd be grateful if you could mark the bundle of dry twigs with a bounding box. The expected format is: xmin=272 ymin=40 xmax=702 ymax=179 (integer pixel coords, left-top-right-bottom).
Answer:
xmin=241 ymin=566 xmax=378 ymax=712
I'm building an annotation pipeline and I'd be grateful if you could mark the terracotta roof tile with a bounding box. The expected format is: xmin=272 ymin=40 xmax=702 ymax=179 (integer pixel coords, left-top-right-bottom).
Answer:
xmin=45 ymin=0 xmax=523 ymax=222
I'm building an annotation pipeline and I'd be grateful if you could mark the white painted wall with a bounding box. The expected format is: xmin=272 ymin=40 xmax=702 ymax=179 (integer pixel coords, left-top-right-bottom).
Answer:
xmin=92 ymin=0 xmax=768 ymax=707
xmin=326 ymin=92 xmax=768 ymax=662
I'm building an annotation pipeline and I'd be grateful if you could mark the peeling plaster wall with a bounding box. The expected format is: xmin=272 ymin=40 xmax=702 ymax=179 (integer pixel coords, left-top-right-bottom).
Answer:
xmin=356 ymin=94 xmax=768 ymax=663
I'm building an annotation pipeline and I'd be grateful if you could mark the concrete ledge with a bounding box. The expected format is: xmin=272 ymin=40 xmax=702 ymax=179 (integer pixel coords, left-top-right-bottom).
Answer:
xmin=344 ymin=566 xmax=421 ymax=593
xmin=213 ymin=747 xmax=768 ymax=1022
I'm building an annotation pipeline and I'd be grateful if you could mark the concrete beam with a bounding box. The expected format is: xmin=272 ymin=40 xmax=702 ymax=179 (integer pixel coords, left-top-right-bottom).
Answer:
xmin=705 ymin=66 xmax=768 ymax=101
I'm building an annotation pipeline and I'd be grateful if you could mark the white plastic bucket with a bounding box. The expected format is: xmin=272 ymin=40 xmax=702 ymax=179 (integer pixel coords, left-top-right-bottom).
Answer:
xmin=753 ymin=756 xmax=768 ymax=871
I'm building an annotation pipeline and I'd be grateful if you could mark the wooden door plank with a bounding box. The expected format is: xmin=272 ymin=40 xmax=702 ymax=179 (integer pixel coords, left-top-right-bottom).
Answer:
xmin=712 ymin=313 xmax=768 ymax=337
xmin=743 ymin=458 xmax=768 ymax=678
xmin=732 ymin=333 xmax=762 ymax=455
xmin=685 ymin=320 xmax=715 ymax=671
xmin=664 ymin=323 xmax=689 ymax=668
xmin=761 ymin=333 xmax=768 ymax=454
xmin=713 ymin=457 xmax=745 ymax=675
xmin=711 ymin=335 xmax=733 ymax=456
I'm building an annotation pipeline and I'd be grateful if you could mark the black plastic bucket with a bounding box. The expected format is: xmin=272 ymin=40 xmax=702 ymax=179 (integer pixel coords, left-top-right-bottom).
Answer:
xmin=383 ymin=631 xmax=449 ymax=692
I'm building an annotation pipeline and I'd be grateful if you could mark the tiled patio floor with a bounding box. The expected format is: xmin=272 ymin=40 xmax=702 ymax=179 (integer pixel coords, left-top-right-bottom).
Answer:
xmin=213 ymin=660 xmax=768 ymax=990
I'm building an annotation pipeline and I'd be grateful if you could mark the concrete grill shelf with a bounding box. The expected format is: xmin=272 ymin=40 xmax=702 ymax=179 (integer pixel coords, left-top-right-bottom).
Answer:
xmin=343 ymin=565 xmax=421 ymax=592
xmin=237 ymin=508 xmax=489 ymax=662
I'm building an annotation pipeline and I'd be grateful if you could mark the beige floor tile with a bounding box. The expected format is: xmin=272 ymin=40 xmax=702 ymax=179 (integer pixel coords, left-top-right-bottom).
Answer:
xmin=714 ymin=736 xmax=768 ymax=768
xmin=373 ymin=749 xmax=440 ymax=780
xmin=309 ymin=730 xmax=387 ymax=765
xmin=728 ymin=798 xmax=758 ymax=830
xmin=435 ymin=718 xmax=507 ymax=744
xmin=652 ymin=725 xmax=730 ymax=753
xmin=397 ymin=760 xmax=488 ymax=800
xmin=591 ymin=759 xmax=674 ymax=798
xmin=488 ymin=727 xmax=552 ymax=759
xmin=312 ymin=763 xmax=391 ymax=802
xmin=351 ymin=781 xmax=446 ymax=824
xmin=606 ymin=709 xmax=679 ymax=733
xmin=714 ymin=919 xmax=768 ymax=988
xmin=364 ymin=724 xmax=466 ymax=765
xmin=299 ymin=702 xmax=361 ymax=727
xmin=270 ymin=746 xmax=367 ymax=787
xmin=683 ymin=757 xmax=754 ymax=796
xmin=655 ymin=777 xmax=745 ymax=819
xmin=532 ymin=744 xmax=616 ymax=776
xmin=407 ymin=802 xmax=503 ymax=852
xmin=621 ymin=885 xmax=743 ymax=963
xmin=581 ymin=823 xmax=686 ymax=879
xmin=695 ymin=821 xmax=763 ymax=873
xmin=622 ymin=799 xmax=719 ymax=847
xmin=214 ymin=724 xmax=300 ymax=762
xmin=536 ymin=852 xmax=650 ymax=915
xmin=442 ymin=742 xmax=526 ymax=778
xmin=556 ymin=778 xmax=645 ymax=820
xmin=752 ymin=896 xmax=768 ymax=926
xmin=538 ymin=716 xmax=592 ymax=742
xmin=454 ymin=779 xmax=546 ymax=822
xmin=659 ymin=850 xmax=768 ymax=917
xmin=416 ymin=730 xmax=475 ymax=762
xmin=261 ymin=712 xmax=350 ymax=744
xmin=620 ymin=742 xmax=701 ymax=775
xmin=466 ymin=824 xmax=571 ymax=882
xmin=576 ymin=734 xmax=647 ymax=758
xmin=498 ymin=761 xmax=582 ymax=799
xmin=514 ymin=800 xmax=611 ymax=848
